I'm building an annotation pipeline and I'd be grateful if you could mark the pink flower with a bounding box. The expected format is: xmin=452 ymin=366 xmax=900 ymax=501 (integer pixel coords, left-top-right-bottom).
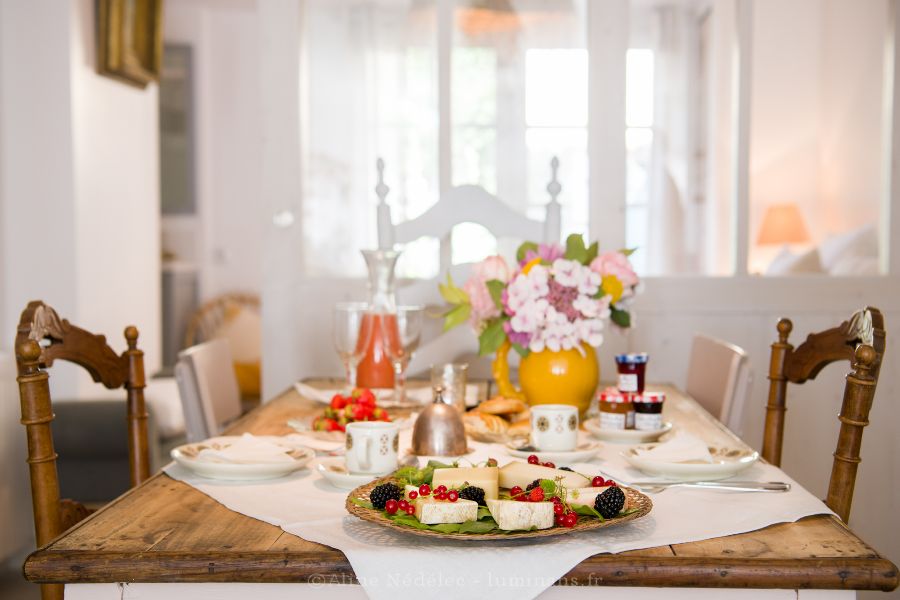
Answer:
xmin=590 ymin=252 xmax=639 ymax=289
xmin=473 ymin=255 xmax=511 ymax=283
xmin=521 ymin=243 xmax=565 ymax=266
xmin=463 ymin=278 xmax=500 ymax=326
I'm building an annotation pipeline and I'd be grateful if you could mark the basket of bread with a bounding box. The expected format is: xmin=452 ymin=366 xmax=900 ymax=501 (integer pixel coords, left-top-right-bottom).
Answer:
xmin=462 ymin=396 xmax=531 ymax=444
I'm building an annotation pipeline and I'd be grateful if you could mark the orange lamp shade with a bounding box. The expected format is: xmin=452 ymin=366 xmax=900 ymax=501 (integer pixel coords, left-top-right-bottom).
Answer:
xmin=757 ymin=203 xmax=811 ymax=245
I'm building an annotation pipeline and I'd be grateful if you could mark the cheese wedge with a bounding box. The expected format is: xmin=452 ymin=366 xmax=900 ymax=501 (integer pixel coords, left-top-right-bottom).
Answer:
xmin=414 ymin=496 xmax=478 ymax=525
xmin=486 ymin=499 xmax=554 ymax=530
xmin=431 ymin=466 xmax=499 ymax=500
xmin=565 ymin=486 xmax=612 ymax=507
xmin=498 ymin=462 xmax=590 ymax=490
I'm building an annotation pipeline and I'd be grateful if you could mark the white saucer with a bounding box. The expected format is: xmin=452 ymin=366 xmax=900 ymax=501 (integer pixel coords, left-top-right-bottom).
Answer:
xmin=171 ymin=436 xmax=314 ymax=481
xmin=622 ymin=444 xmax=759 ymax=481
xmin=315 ymin=457 xmax=390 ymax=490
xmin=503 ymin=441 xmax=601 ymax=464
xmin=583 ymin=419 xmax=673 ymax=443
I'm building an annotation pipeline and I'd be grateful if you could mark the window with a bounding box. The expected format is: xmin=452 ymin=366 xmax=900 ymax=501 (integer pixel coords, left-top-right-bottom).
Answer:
xmin=303 ymin=0 xmax=588 ymax=278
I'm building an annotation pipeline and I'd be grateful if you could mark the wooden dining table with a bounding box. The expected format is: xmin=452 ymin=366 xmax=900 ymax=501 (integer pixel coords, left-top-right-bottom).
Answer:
xmin=24 ymin=381 xmax=899 ymax=599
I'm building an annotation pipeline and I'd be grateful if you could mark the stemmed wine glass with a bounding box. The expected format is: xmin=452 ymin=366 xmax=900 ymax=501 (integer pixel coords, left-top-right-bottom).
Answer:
xmin=380 ymin=305 xmax=425 ymax=404
xmin=333 ymin=302 xmax=373 ymax=391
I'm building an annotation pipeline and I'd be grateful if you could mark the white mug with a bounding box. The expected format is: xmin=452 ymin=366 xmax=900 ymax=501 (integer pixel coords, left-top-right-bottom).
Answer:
xmin=344 ymin=421 xmax=399 ymax=475
xmin=531 ymin=404 xmax=579 ymax=452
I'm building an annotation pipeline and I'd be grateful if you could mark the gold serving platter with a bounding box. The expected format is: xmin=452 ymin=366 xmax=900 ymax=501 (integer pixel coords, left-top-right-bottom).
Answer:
xmin=345 ymin=476 xmax=653 ymax=540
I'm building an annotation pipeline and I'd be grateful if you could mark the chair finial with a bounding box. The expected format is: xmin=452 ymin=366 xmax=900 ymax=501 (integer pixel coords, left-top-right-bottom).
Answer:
xmin=124 ymin=326 xmax=139 ymax=349
xmin=546 ymin=156 xmax=562 ymax=201
xmin=776 ymin=318 xmax=792 ymax=342
xmin=375 ymin=158 xmax=390 ymax=206
xmin=17 ymin=339 xmax=42 ymax=364
xmin=854 ymin=344 xmax=877 ymax=371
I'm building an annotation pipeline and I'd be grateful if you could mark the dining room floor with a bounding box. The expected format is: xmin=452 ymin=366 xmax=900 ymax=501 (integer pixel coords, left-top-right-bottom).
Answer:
xmin=1 ymin=556 xmax=40 ymax=600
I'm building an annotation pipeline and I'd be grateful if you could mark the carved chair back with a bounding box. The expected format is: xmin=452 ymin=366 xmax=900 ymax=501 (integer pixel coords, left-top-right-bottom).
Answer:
xmin=764 ymin=307 xmax=885 ymax=522
xmin=14 ymin=300 xmax=150 ymax=600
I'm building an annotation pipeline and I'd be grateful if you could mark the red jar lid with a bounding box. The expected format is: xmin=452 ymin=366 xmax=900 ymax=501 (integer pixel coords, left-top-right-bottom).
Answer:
xmin=598 ymin=390 xmax=632 ymax=404
xmin=632 ymin=391 xmax=665 ymax=404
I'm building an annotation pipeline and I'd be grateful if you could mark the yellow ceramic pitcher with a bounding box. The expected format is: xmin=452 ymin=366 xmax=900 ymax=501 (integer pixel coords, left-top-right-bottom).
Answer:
xmin=492 ymin=340 xmax=599 ymax=416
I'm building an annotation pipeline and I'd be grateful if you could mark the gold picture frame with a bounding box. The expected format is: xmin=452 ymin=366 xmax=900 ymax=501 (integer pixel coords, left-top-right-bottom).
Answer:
xmin=97 ymin=0 xmax=164 ymax=88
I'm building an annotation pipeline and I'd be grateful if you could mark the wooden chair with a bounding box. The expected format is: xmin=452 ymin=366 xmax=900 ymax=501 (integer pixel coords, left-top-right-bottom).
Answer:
xmin=685 ymin=334 xmax=752 ymax=435
xmin=184 ymin=293 xmax=261 ymax=401
xmin=14 ymin=301 xmax=150 ymax=600
xmin=764 ymin=306 xmax=885 ymax=523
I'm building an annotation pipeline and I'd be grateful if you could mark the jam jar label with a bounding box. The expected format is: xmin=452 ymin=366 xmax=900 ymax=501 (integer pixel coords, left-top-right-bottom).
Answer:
xmin=635 ymin=412 xmax=663 ymax=431
xmin=618 ymin=373 xmax=638 ymax=392
xmin=600 ymin=410 xmax=634 ymax=430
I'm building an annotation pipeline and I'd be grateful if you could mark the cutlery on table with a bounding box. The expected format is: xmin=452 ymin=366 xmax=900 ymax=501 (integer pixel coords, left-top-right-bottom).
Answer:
xmin=628 ymin=481 xmax=791 ymax=493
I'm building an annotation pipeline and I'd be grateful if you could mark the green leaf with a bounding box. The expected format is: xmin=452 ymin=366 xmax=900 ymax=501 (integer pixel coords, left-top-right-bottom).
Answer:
xmin=350 ymin=498 xmax=374 ymax=509
xmin=511 ymin=342 xmax=529 ymax=358
xmin=516 ymin=241 xmax=539 ymax=263
xmin=585 ymin=241 xmax=599 ymax=264
xmin=564 ymin=234 xmax=588 ymax=263
xmin=476 ymin=506 xmax=493 ymax=520
xmin=572 ymin=503 xmax=604 ymax=521
xmin=610 ymin=307 xmax=631 ymax=328
xmin=539 ymin=479 xmax=558 ymax=497
xmin=478 ymin=318 xmax=508 ymax=356
xmin=431 ymin=523 xmax=463 ymax=533
xmin=443 ymin=303 xmax=471 ymax=332
xmin=619 ymin=247 xmax=638 ymax=257
xmin=439 ymin=273 xmax=469 ymax=305
xmin=389 ymin=513 xmax=432 ymax=530
xmin=458 ymin=519 xmax=498 ymax=534
xmin=621 ymin=507 xmax=641 ymax=516
xmin=485 ymin=279 xmax=505 ymax=311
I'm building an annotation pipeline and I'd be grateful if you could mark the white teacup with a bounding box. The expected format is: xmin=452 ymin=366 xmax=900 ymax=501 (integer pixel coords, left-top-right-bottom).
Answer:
xmin=344 ymin=421 xmax=399 ymax=475
xmin=531 ymin=404 xmax=579 ymax=452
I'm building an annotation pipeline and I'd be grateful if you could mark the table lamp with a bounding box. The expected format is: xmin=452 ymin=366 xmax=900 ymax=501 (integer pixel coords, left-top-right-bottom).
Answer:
xmin=756 ymin=203 xmax=811 ymax=246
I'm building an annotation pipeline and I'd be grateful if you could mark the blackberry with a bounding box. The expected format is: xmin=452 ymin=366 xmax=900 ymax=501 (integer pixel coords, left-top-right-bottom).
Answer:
xmin=594 ymin=486 xmax=625 ymax=519
xmin=525 ymin=478 xmax=543 ymax=492
xmin=458 ymin=486 xmax=486 ymax=506
xmin=369 ymin=483 xmax=402 ymax=510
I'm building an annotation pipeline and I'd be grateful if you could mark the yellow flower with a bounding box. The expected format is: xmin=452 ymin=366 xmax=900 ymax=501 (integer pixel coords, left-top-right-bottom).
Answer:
xmin=521 ymin=257 xmax=542 ymax=275
xmin=602 ymin=274 xmax=624 ymax=304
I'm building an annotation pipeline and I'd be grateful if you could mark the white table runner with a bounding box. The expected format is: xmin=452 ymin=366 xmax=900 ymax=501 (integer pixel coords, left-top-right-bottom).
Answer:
xmin=164 ymin=430 xmax=832 ymax=600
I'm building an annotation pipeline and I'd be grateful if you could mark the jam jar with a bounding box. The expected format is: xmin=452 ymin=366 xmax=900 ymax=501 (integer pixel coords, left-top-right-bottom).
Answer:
xmin=598 ymin=389 xmax=635 ymax=430
xmin=615 ymin=353 xmax=649 ymax=394
xmin=633 ymin=391 xmax=665 ymax=431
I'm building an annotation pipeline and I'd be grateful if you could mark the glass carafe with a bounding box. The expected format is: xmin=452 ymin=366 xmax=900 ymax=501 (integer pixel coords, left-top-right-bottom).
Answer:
xmin=355 ymin=248 xmax=401 ymax=388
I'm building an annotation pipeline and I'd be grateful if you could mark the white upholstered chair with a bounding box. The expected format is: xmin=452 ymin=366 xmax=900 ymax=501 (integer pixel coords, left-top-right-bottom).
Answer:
xmin=685 ymin=334 xmax=753 ymax=435
xmin=175 ymin=339 xmax=243 ymax=442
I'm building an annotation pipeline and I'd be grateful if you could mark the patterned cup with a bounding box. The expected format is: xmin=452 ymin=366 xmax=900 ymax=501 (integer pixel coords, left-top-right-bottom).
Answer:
xmin=531 ymin=404 xmax=578 ymax=452
xmin=344 ymin=421 xmax=399 ymax=475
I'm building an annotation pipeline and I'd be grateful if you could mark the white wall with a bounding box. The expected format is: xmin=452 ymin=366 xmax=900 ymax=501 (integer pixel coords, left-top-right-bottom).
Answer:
xmin=0 ymin=0 xmax=161 ymax=558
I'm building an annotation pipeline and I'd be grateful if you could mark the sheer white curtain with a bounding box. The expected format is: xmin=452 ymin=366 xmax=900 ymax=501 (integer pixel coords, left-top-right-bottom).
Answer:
xmin=646 ymin=5 xmax=695 ymax=274
xmin=303 ymin=0 xmax=438 ymax=277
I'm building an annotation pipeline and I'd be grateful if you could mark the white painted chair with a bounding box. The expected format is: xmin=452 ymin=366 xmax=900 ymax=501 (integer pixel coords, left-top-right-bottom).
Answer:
xmin=376 ymin=157 xmax=563 ymax=266
xmin=685 ymin=334 xmax=753 ymax=436
xmin=175 ymin=339 xmax=243 ymax=442
xmin=377 ymin=158 xmax=564 ymax=376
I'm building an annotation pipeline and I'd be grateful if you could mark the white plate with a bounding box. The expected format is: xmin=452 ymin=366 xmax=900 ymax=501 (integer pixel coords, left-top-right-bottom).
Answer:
xmin=622 ymin=444 xmax=759 ymax=481
xmin=583 ymin=419 xmax=673 ymax=443
xmin=503 ymin=441 xmax=602 ymax=464
xmin=316 ymin=457 xmax=386 ymax=490
xmin=171 ymin=436 xmax=315 ymax=481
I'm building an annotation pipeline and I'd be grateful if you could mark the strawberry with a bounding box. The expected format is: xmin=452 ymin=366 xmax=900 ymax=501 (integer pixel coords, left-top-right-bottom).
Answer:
xmin=357 ymin=389 xmax=376 ymax=406
xmin=330 ymin=394 xmax=348 ymax=410
xmin=324 ymin=418 xmax=341 ymax=432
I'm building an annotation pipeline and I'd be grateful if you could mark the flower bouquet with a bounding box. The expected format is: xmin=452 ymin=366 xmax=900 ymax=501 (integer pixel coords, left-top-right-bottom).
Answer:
xmin=440 ymin=234 xmax=639 ymax=411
